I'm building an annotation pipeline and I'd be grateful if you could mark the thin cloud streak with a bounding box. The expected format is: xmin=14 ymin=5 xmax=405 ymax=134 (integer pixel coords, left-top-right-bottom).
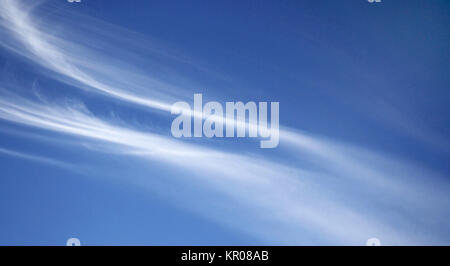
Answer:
xmin=0 ymin=146 xmax=72 ymax=169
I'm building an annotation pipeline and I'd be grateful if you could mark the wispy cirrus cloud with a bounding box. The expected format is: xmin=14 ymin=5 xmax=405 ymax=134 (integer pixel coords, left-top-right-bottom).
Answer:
xmin=0 ymin=146 xmax=72 ymax=169
xmin=0 ymin=85 xmax=448 ymax=244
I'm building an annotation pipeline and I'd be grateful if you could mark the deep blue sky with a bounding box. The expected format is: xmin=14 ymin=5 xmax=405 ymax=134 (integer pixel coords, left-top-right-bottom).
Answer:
xmin=0 ymin=0 xmax=449 ymax=245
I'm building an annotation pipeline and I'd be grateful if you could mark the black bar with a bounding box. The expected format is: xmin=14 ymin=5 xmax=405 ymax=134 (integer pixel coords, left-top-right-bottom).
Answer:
xmin=0 ymin=246 xmax=448 ymax=264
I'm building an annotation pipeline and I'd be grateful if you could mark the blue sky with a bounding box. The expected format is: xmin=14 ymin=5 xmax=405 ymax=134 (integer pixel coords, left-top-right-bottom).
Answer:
xmin=0 ymin=0 xmax=449 ymax=245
